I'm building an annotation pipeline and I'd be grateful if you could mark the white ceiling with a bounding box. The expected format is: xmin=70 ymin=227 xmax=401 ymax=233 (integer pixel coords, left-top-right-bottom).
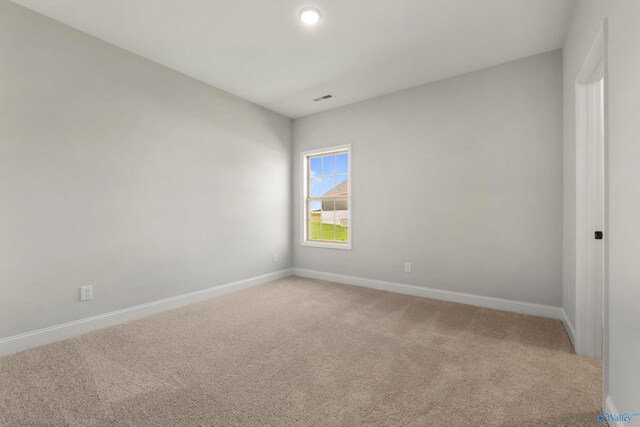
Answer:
xmin=10 ymin=0 xmax=575 ymax=118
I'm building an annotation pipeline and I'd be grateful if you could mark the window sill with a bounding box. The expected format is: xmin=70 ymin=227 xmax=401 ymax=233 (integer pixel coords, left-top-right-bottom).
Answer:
xmin=301 ymin=241 xmax=352 ymax=250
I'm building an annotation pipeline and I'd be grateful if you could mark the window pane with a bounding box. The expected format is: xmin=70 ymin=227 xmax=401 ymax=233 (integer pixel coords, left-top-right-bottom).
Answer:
xmin=334 ymin=200 xmax=349 ymax=241
xmin=335 ymin=175 xmax=348 ymax=196
xmin=309 ymin=200 xmax=322 ymax=212
xmin=310 ymin=157 xmax=322 ymax=178
xmin=321 ymin=200 xmax=335 ymax=241
xmin=336 ymin=153 xmax=348 ymax=175
xmin=310 ymin=177 xmax=322 ymax=197
xmin=323 ymin=155 xmax=336 ymax=176
xmin=322 ymin=176 xmax=335 ymax=195
xmin=308 ymin=201 xmax=322 ymax=240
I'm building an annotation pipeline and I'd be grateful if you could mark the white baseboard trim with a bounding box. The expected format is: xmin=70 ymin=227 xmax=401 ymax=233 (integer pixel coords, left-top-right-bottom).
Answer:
xmin=604 ymin=395 xmax=623 ymax=427
xmin=0 ymin=268 xmax=292 ymax=357
xmin=561 ymin=308 xmax=576 ymax=347
xmin=292 ymin=268 xmax=563 ymax=320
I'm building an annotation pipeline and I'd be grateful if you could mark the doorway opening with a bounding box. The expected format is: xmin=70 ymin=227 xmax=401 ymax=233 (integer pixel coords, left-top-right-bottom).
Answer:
xmin=574 ymin=23 xmax=607 ymax=386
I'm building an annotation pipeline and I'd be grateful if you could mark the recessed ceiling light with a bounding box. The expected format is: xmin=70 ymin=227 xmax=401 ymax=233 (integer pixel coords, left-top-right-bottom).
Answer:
xmin=299 ymin=7 xmax=321 ymax=25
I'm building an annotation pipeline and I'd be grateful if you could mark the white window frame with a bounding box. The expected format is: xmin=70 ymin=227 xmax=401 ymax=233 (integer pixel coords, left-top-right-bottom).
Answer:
xmin=301 ymin=144 xmax=352 ymax=250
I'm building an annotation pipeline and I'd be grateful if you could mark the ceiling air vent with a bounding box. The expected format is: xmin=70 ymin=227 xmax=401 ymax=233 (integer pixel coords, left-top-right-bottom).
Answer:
xmin=313 ymin=94 xmax=333 ymax=102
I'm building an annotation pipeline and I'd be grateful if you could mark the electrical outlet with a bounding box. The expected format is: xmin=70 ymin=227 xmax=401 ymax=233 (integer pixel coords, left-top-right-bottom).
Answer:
xmin=80 ymin=285 xmax=93 ymax=301
xmin=272 ymin=253 xmax=278 ymax=263
xmin=404 ymin=262 xmax=412 ymax=273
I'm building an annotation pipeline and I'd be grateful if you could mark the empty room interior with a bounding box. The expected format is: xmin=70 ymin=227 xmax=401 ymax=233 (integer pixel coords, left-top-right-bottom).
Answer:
xmin=1 ymin=0 xmax=639 ymax=425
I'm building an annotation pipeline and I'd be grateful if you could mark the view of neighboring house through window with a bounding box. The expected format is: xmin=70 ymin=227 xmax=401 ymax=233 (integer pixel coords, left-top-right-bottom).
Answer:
xmin=304 ymin=145 xmax=350 ymax=247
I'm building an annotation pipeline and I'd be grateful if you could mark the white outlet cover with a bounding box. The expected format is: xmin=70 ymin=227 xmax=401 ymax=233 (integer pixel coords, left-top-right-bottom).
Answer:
xmin=404 ymin=262 xmax=412 ymax=273
xmin=80 ymin=285 xmax=93 ymax=301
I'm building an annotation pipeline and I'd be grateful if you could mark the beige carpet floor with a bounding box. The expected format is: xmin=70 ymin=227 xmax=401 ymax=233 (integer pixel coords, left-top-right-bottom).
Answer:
xmin=0 ymin=276 xmax=601 ymax=426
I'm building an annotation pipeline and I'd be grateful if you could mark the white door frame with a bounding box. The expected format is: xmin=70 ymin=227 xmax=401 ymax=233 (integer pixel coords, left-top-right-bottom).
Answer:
xmin=574 ymin=23 xmax=607 ymax=363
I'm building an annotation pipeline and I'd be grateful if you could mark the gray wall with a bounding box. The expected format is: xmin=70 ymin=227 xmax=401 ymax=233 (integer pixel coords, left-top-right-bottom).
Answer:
xmin=0 ymin=1 xmax=292 ymax=339
xmin=563 ymin=0 xmax=640 ymax=412
xmin=293 ymin=50 xmax=563 ymax=307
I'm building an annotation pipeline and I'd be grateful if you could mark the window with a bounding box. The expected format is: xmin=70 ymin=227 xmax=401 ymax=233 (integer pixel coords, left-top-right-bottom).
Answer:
xmin=302 ymin=145 xmax=351 ymax=249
